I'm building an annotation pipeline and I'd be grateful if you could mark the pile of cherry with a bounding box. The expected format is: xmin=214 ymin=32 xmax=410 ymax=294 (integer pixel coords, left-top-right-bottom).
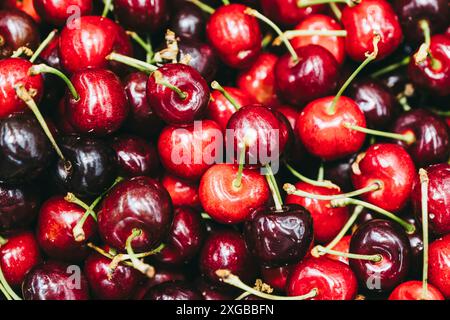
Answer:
xmin=0 ymin=0 xmax=448 ymax=301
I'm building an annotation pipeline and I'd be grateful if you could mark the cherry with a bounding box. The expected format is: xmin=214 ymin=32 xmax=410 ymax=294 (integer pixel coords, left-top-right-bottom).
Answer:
xmin=0 ymin=58 xmax=43 ymax=118
xmin=111 ymin=134 xmax=160 ymax=178
xmin=261 ymin=265 xmax=293 ymax=292
xmin=388 ymin=280 xmax=444 ymax=300
xmin=144 ymin=281 xmax=203 ymax=300
xmin=206 ymin=4 xmax=261 ymax=69
xmin=22 ymin=261 xmax=90 ymax=300
xmin=59 ymin=16 xmax=133 ymax=74
xmin=155 ymin=206 xmax=205 ymax=265
xmin=169 ymin=2 xmax=206 ymax=40
xmin=0 ymin=231 xmax=40 ymax=288
xmin=392 ymin=109 xmax=449 ymax=168
xmin=237 ymin=53 xmax=280 ymax=107
xmin=178 ymin=38 xmax=218 ymax=82
xmin=33 ymin=0 xmax=93 ymax=26
xmin=134 ymin=265 xmax=186 ymax=299
xmin=97 ymin=176 xmax=173 ymax=252
xmin=272 ymin=108 xmax=295 ymax=155
xmin=0 ymin=114 xmax=53 ymax=185
xmin=287 ymin=257 xmax=358 ymax=300
xmin=411 ymin=163 xmax=450 ymax=236
xmin=349 ymin=219 xmax=411 ymax=293
xmin=428 ymin=234 xmax=450 ymax=298
xmin=199 ymin=164 xmax=270 ymax=224
xmin=260 ymin=0 xmax=325 ymax=27
xmin=54 ymin=99 xmax=76 ymax=134
xmin=2 ymin=0 xmax=40 ymax=22
xmin=285 ymin=182 xmax=350 ymax=243
xmin=157 ymin=119 xmax=221 ymax=181
xmin=51 ymin=136 xmax=117 ymax=198
xmin=408 ymin=34 xmax=450 ymax=96
xmin=199 ymin=230 xmax=256 ymax=284
xmin=0 ymin=9 xmax=39 ymax=58
xmin=84 ymin=251 xmax=142 ymax=300
xmin=207 ymin=86 xmax=253 ymax=131
xmin=323 ymin=154 xmax=357 ymax=192
xmin=0 ymin=184 xmax=40 ymax=232
xmin=244 ymin=204 xmax=313 ymax=267
xmin=324 ymin=235 xmax=352 ymax=265
xmin=275 ymin=45 xmax=339 ymax=106
xmin=341 ymin=0 xmax=403 ymax=61
xmin=351 ymin=143 xmax=416 ymax=213
xmin=196 ymin=278 xmax=234 ymax=300
xmin=161 ymin=173 xmax=201 ymax=209
xmin=147 ymin=63 xmax=209 ymax=125
xmin=38 ymin=33 xmax=61 ymax=69
xmin=113 ymin=0 xmax=168 ymax=33
xmin=290 ymin=14 xmax=346 ymax=65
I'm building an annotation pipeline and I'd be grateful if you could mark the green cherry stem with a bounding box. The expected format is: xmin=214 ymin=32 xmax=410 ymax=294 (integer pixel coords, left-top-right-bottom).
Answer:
xmin=297 ymin=0 xmax=360 ymax=8
xmin=30 ymin=29 xmax=57 ymax=63
xmin=265 ymin=164 xmax=283 ymax=211
xmin=11 ymin=47 xmax=33 ymax=58
xmin=216 ymin=269 xmax=318 ymax=300
xmin=221 ymin=0 xmax=230 ymax=5
xmin=0 ymin=282 xmax=12 ymax=300
xmin=0 ymin=266 xmax=21 ymax=300
xmin=314 ymin=245 xmax=383 ymax=262
xmin=146 ymin=35 xmax=154 ymax=63
xmin=187 ymin=0 xmax=215 ymax=14
xmin=261 ymin=33 xmax=274 ymax=49
xmin=329 ymin=3 xmax=342 ymax=20
xmin=102 ymin=0 xmax=113 ymax=17
xmin=127 ymin=31 xmax=154 ymax=60
xmin=370 ymin=56 xmax=410 ymax=78
xmin=343 ymin=122 xmax=416 ymax=145
xmin=317 ymin=162 xmax=325 ymax=182
xmin=233 ymin=144 xmax=247 ymax=189
xmin=419 ymin=168 xmax=429 ymax=300
xmin=211 ymin=80 xmax=241 ymax=111
xmin=0 ymin=235 xmax=7 ymax=246
xmin=29 ymin=64 xmax=79 ymax=100
xmin=285 ymin=162 xmax=339 ymax=190
xmin=125 ymin=229 xmax=156 ymax=278
xmin=106 ymin=52 xmax=158 ymax=73
xmin=153 ymin=70 xmax=187 ymax=99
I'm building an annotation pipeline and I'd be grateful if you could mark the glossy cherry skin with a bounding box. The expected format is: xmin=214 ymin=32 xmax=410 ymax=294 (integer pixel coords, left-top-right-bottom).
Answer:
xmin=22 ymin=261 xmax=90 ymax=300
xmin=286 ymin=182 xmax=350 ymax=243
xmin=291 ymin=14 xmax=345 ymax=65
xmin=157 ymin=119 xmax=221 ymax=181
xmin=392 ymin=109 xmax=449 ymax=168
xmin=59 ymin=16 xmax=133 ymax=74
xmin=123 ymin=72 xmax=163 ymax=138
xmin=428 ymin=234 xmax=450 ymax=298
xmin=206 ymin=4 xmax=261 ymax=69
xmin=178 ymin=38 xmax=218 ymax=83
xmin=0 ymin=9 xmax=39 ymax=58
xmin=169 ymin=2 xmax=205 ymax=40
xmin=97 ymin=176 xmax=173 ymax=252
xmin=145 ymin=281 xmax=203 ymax=300
xmin=349 ymin=78 xmax=398 ymax=129
xmin=0 ymin=231 xmax=40 ymax=288
xmin=156 ymin=207 xmax=205 ymax=265
xmin=244 ymin=204 xmax=313 ymax=267
xmin=261 ymin=265 xmax=293 ymax=292
xmin=52 ymin=136 xmax=117 ymax=198
xmin=134 ymin=266 xmax=186 ymax=299
xmin=351 ymin=143 xmax=416 ymax=212
xmin=287 ymin=257 xmax=358 ymax=300
xmin=226 ymin=104 xmax=283 ymax=165
xmin=199 ymin=164 xmax=270 ymax=224
xmin=33 ymin=0 xmax=93 ymax=26
xmin=237 ymin=53 xmax=280 ymax=107
xmin=200 ymin=230 xmax=256 ymax=284
xmin=0 ymin=58 xmax=43 ymax=118
xmin=0 ymin=114 xmax=53 ymax=184
xmin=411 ymin=163 xmax=450 ymax=236
xmin=37 ymin=196 xmax=96 ymax=262
xmin=349 ymin=219 xmax=411 ymax=293
xmin=408 ymin=35 xmax=450 ymax=96
xmin=65 ymin=69 xmax=129 ymax=136
xmin=196 ymin=278 xmax=234 ymax=300
xmin=113 ymin=0 xmax=168 ymax=33
xmin=325 ymin=235 xmax=351 ymax=265
xmin=111 ymin=135 xmax=160 ymax=178
xmin=207 ymin=86 xmax=253 ymax=131
xmin=146 ymin=63 xmax=209 ymax=125
xmin=161 ymin=173 xmax=200 ymax=209
xmin=275 ymin=45 xmax=339 ymax=106
xmin=0 ymin=184 xmax=40 ymax=231
xmin=84 ymin=251 xmax=142 ymax=300
xmin=341 ymin=0 xmax=403 ymax=61
xmin=393 ymin=0 xmax=448 ymax=44
xmin=260 ymin=0 xmax=324 ymax=27
xmin=389 ymin=281 xmax=444 ymax=300
xmin=323 ymin=154 xmax=357 ymax=192
xmin=296 ymin=96 xmax=366 ymax=161
xmin=2 ymin=0 xmax=40 ymax=22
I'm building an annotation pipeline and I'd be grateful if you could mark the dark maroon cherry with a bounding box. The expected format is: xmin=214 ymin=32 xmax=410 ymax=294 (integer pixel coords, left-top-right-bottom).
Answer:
xmin=0 ymin=114 xmax=53 ymax=184
xmin=323 ymin=154 xmax=357 ymax=193
xmin=169 ymin=2 xmax=205 ymax=40
xmin=178 ymin=37 xmax=218 ymax=82
xmin=97 ymin=176 xmax=173 ymax=252
xmin=33 ymin=0 xmax=93 ymax=26
xmin=144 ymin=281 xmax=203 ymax=300
xmin=51 ymin=135 xmax=117 ymax=198
xmin=195 ymin=278 xmax=234 ymax=300
xmin=244 ymin=204 xmax=313 ymax=267
xmin=111 ymin=134 xmax=160 ymax=178
xmin=113 ymin=0 xmax=168 ymax=33
xmin=134 ymin=265 xmax=186 ymax=299
xmin=22 ymin=261 xmax=90 ymax=300
xmin=349 ymin=219 xmax=411 ymax=293
xmin=391 ymin=109 xmax=450 ymax=168
xmin=0 ymin=9 xmax=39 ymax=58
xmin=403 ymin=214 xmax=423 ymax=277
xmin=261 ymin=265 xmax=293 ymax=292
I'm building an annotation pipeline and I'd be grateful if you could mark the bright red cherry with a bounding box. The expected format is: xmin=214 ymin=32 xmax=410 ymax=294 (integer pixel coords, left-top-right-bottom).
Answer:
xmin=276 ymin=105 xmax=298 ymax=130
xmin=237 ymin=53 xmax=280 ymax=107
xmin=0 ymin=231 xmax=40 ymax=288
xmin=341 ymin=0 xmax=403 ymax=61
xmin=113 ymin=0 xmax=168 ymax=33
xmin=260 ymin=0 xmax=325 ymax=26
xmin=428 ymin=234 xmax=450 ymax=298
xmin=206 ymin=4 xmax=261 ymax=69
xmin=0 ymin=58 xmax=43 ymax=118
xmin=161 ymin=173 xmax=200 ymax=209
xmin=33 ymin=0 xmax=93 ymax=26
xmin=389 ymin=281 xmax=445 ymax=300
xmin=59 ymin=16 xmax=133 ymax=74
xmin=287 ymin=257 xmax=358 ymax=300
xmin=199 ymin=164 xmax=270 ymax=224
xmin=296 ymin=96 xmax=366 ymax=161
xmin=351 ymin=143 xmax=416 ymax=212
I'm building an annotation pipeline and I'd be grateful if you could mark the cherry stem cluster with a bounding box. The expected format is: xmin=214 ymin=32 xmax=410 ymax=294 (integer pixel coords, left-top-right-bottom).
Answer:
xmin=124 ymin=229 xmax=156 ymax=278
xmin=285 ymin=162 xmax=339 ymax=189
xmin=106 ymin=52 xmax=158 ymax=73
xmin=30 ymin=29 xmax=57 ymax=63
xmin=343 ymin=122 xmax=416 ymax=145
